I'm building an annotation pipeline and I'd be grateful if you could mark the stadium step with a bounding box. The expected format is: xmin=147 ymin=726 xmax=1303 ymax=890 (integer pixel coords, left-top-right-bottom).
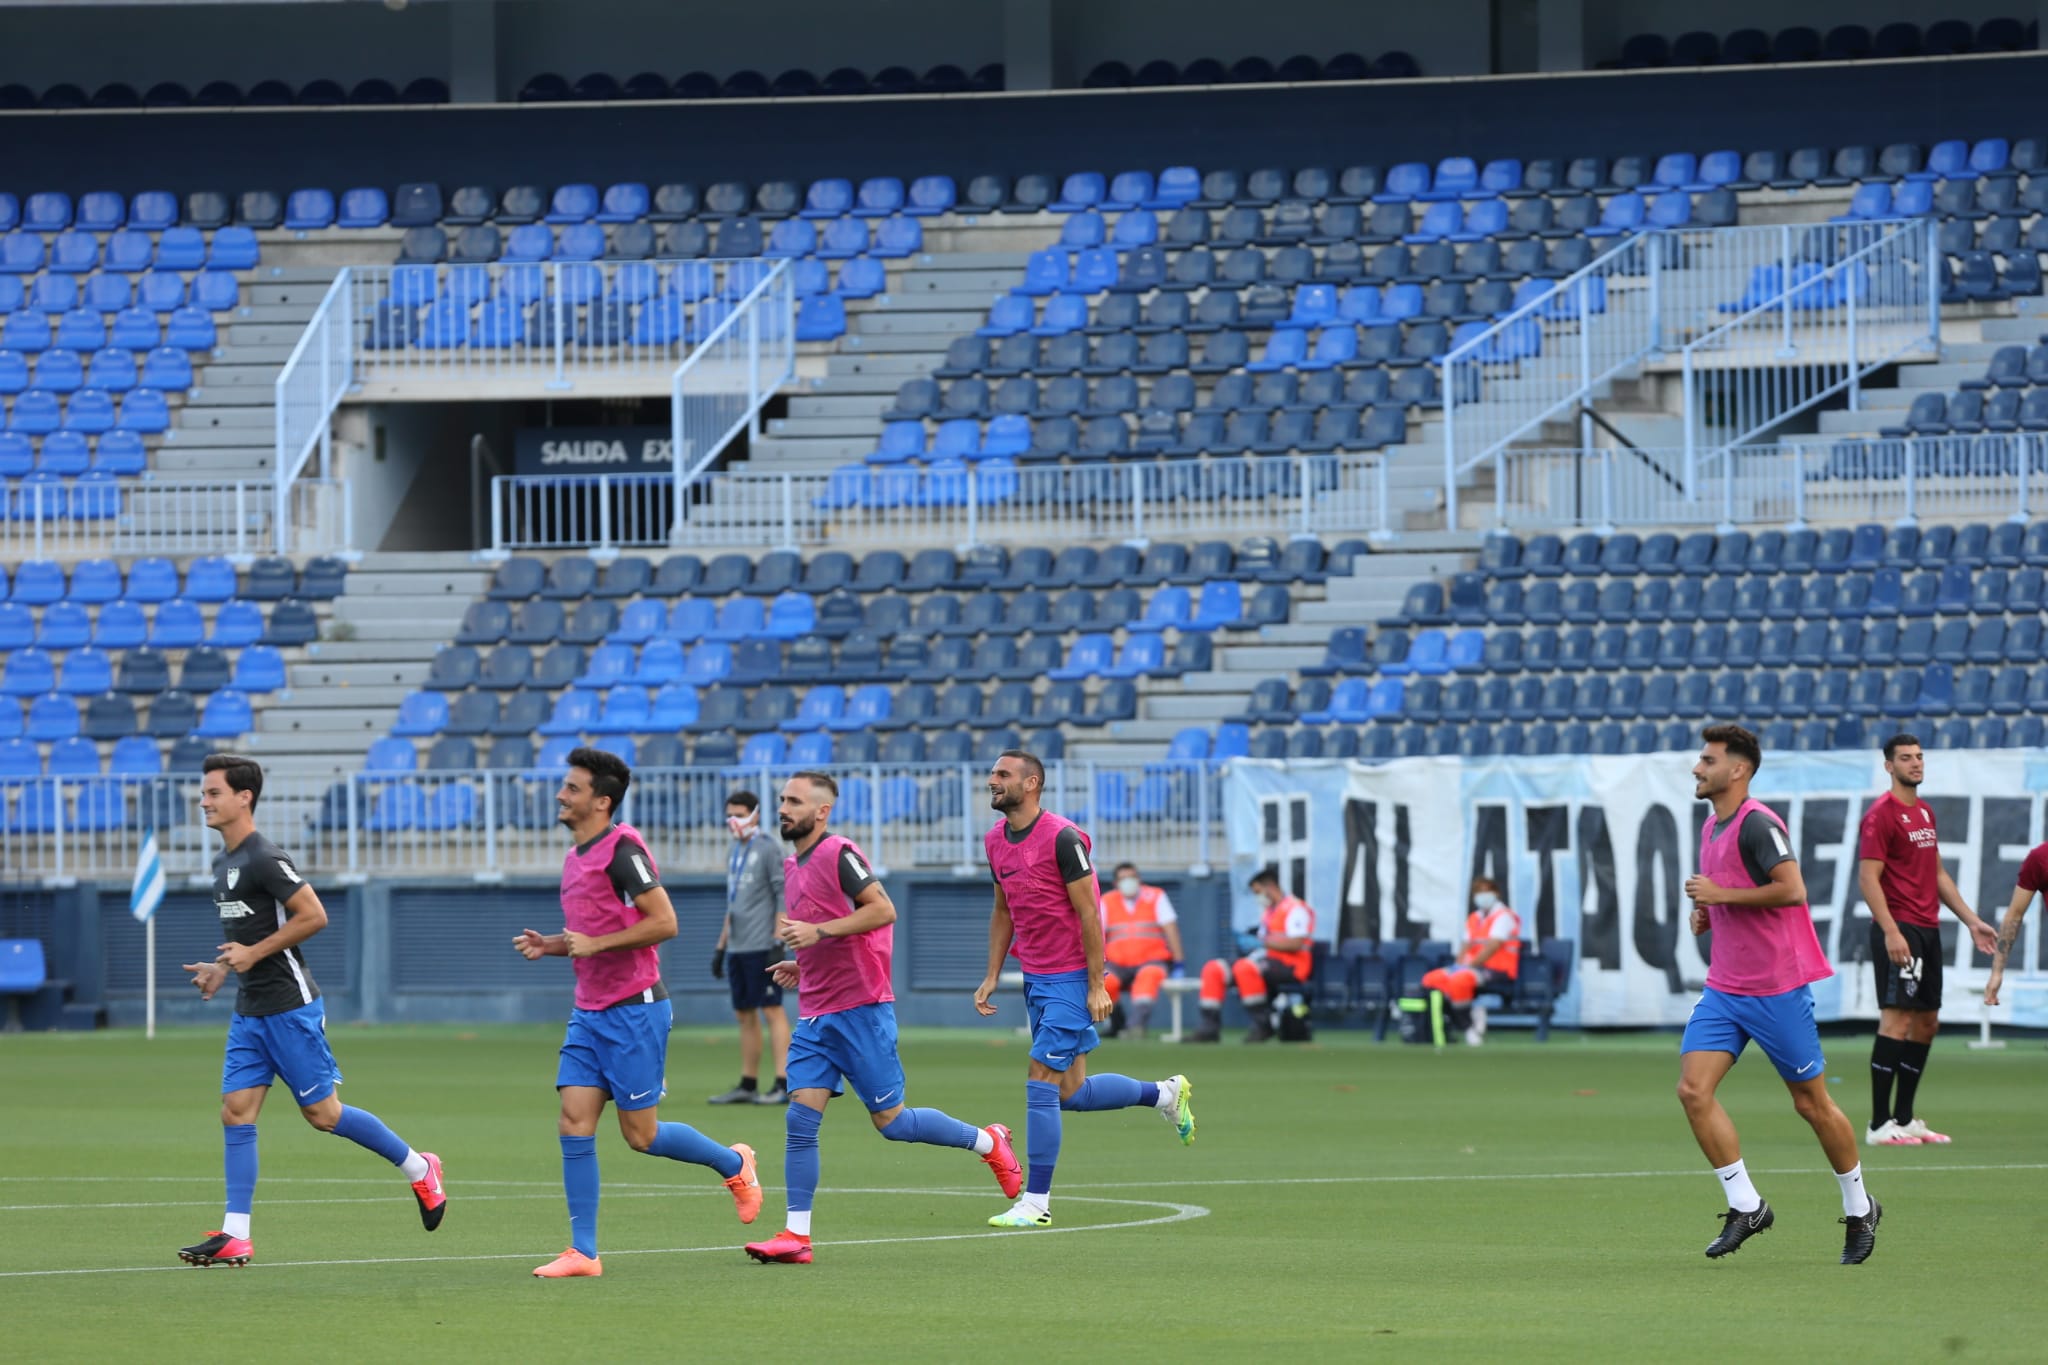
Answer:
xmin=824 ymin=352 xmax=946 ymax=379
xmin=342 ymin=567 xmax=494 ymax=598
xmin=167 ymin=405 xmax=275 ymax=431
xmin=1140 ymin=694 xmax=1254 ymax=724
xmin=298 ymin=640 xmax=450 ymax=664
xmin=739 ymin=437 xmax=873 ymax=467
xmin=1218 ymin=643 xmax=1330 ymax=672
xmin=226 ymin=322 xmax=314 ymax=348
xmin=258 ymin=705 xmax=399 ymax=735
xmin=290 ymin=660 xmax=431 ymax=689
xmin=331 ymin=596 xmax=471 ymax=627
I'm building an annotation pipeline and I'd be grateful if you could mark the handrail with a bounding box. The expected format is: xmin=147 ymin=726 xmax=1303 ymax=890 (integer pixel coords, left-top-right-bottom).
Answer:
xmin=1677 ymin=217 xmax=1936 ymax=486
xmin=272 ymin=268 xmax=355 ymax=553
xmin=1439 ymin=231 xmax=1661 ymax=527
xmin=667 ymin=259 xmax=794 ymax=527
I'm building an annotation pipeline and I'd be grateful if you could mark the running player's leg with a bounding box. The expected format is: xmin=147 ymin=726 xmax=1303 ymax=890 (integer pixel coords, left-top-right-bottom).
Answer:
xmin=539 ymin=1010 xmax=610 ymax=1274
xmin=604 ymin=1001 xmax=755 ymax=1217
xmin=1753 ymin=986 xmax=1880 ymax=1260
xmin=279 ymin=1003 xmax=443 ymax=1223
xmin=994 ymin=975 xmax=1095 ymax=1226
xmin=851 ymin=1005 xmax=1022 ymax=1195
xmin=181 ymin=1056 xmax=265 ymax=1267
xmin=747 ymin=1011 xmax=840 ymax=1261
xmin=1678 ymin=989 xmax=1775 ymax=1257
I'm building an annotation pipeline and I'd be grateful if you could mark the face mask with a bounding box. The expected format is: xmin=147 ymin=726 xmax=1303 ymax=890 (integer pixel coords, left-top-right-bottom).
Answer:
xmin=1116 ymin=877 xmax=1141 ymax=900
xmin=1472 ymin=891 xmax=1499 ymax=912
xmin=727 ymin=814 xmax=756 ymax=839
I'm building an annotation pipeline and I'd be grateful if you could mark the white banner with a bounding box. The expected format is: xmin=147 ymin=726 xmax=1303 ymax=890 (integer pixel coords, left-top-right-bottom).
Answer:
xmin=1224 ymin=750 xmax=2048 ymax=1028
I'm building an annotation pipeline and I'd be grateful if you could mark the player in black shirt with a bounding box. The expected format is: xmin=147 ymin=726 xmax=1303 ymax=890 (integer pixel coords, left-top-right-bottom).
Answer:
xmin=175 ymin=753 xmax=448 ymax=1267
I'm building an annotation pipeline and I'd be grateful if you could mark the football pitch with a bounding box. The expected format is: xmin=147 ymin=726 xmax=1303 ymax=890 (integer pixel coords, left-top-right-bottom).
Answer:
xmin=3 ymin=1025 xmax=2043 ymax=1363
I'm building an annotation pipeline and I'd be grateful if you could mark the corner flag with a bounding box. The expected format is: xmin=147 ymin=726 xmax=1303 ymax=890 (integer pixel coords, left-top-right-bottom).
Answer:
xmin=131 ymin=828 xmax=166 ymax=923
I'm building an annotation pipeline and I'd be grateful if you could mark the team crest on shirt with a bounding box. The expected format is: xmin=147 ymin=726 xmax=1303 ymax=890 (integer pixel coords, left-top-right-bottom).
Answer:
xmin=225 ymin=868 xmax=240 ymax=889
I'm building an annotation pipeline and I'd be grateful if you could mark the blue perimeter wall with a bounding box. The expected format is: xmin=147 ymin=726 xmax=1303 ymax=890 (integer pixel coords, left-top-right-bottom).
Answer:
xmin=8 ymin=874 xmax=1232 ymax=1029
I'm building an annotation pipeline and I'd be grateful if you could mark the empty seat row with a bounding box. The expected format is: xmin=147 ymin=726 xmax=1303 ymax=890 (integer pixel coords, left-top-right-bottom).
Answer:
xmin=0 ymin=604 xmax=314 ymax=667
xmin=1474 ymin=523 xmax=2048 ymax=579
xmin=0 ymin=349 xmax=194 ymax=397
xmin=480 ymin=539 xmax=1347 ymax=602
xmin=0 ymin=269 xmax=240 ymax=317
xmin=0 ymin=684 xmax=253 ymax=743
xmin=0 ymin=430 xmax=150 ymax=477
xmin=1616 ymin=23 xmax=2032 ymax=68
xmin=0 ymin=227 xmax=257 ymax=274
xmin=0 ymin=555 xmax=322 ymax=604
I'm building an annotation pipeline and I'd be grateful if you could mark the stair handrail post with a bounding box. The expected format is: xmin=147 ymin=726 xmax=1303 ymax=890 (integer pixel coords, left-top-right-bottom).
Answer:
xmin=1440 ymin=361 xmax=1458 ymax=529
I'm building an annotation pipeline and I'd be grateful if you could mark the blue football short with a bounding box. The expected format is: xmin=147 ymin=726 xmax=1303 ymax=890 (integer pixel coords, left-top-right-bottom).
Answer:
xmin=1023 ymin=969 xmax=1101 ymax=1072
xmin=786 ymin=1001 xmax=907 ymax=1112
xmin=222 ymin=999 xmax=343 ymax=1104
xmin=557 ymin=998 xmax=672 ymax=1110
xmin=1680 ymin=985 xmax=1826 ymax=1082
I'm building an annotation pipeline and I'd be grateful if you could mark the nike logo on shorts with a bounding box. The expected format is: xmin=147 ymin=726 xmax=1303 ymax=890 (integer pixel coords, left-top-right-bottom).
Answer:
xmin=873 ymin=1092 xmax=895 ymax=1104
xmin=297 ymin=1084 xmax=318 ymax=1097
xmin=1797 ymin=1061 xmax=1819 ymax=1075
xmin=1046 ymin=1054 xmax=1066 ymax=1062
xmin=629 ymin=1090 xmax=653 ymax=1100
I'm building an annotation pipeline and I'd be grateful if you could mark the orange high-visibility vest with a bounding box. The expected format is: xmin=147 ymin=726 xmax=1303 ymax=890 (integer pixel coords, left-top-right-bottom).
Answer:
xmin=1264 ymin=896 xmax=1315 ymax=981
xmin=1463 ymin=906 xmax=1521 ymax=977
xmin=1102 ymin=886 xmax=1171 ymax=968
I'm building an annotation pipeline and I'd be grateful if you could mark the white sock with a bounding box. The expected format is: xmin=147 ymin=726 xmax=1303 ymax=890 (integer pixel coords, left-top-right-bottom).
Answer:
xmin=1836 ymin=1164 xmax=1871 ymax=1217
xmin=1714 ymin=1159 xmax=1762 ymax=1213
xmin=1154 ymin=1077 xmax=1178 ymax=1111
xmin=972 ymin=1127 xmax=994 ymax=1156
xmin=1020 ymin=1192 xmax=1049 ymax=1215
xmin=398 ymin=1150 xmax=430 ymax=1183
xmin=785 ymin=1209 xmax=812 ymax=1237
xmin=221 ymin=1211 xmax=250 ymax=1239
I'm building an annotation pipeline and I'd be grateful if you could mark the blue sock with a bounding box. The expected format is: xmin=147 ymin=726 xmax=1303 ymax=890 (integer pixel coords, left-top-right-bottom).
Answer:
xmin=1061 ymin=1074 xmax=1153 ymax=1112
xmin=331 ymin=1105 xmax=410 ymax=1166
xmin=879 ymin=1106 xmax=981 ymax=1149
xmin=785 ymin=1103 xmax=822 ymax=1214
xmin=645 ymin=1122 xmax=742 ymax=1179
xmin=223 ymin=1123 xmax=257 ymax=1217
xmin=1025 ymin=1080 xmax=1062 ymax=1197
xmin=560 ymin=1134 xmax=599 ymax=1257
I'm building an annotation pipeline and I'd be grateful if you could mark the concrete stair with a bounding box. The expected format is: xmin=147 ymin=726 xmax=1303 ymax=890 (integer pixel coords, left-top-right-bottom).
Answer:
xmin=244 ymin=551 xmax=488 ymax=778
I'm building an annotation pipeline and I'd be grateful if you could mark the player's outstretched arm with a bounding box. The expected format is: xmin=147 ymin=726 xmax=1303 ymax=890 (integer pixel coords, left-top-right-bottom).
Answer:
xmin=564 ymin=886 xmax=678 ymax=958
xmin=181 ymin=959 xmax=229 ymax=1000
xmin=217 ymin=883 xmax=327 ymax=974
xmin=513 ymin=929 xmax=568 ymax=959
xmin=1985 ymin=885 xmax=2035 ymax=1006
xmin=974 ymin=884 xmax=1015 ymax=1016
xmin=781 ymin=882 xmax=896 ymax=950
xmin=1686 ymin=858 xmax=1807 ymax=910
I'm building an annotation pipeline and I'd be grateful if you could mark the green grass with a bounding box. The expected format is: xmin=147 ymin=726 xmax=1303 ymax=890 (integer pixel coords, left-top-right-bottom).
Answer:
xmin=3 ymin=1025 xmax=2044 ymax=1363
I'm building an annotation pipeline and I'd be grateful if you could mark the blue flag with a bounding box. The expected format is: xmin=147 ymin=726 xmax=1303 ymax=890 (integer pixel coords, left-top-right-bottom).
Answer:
xmin=131 ymin=828 xmax=165 ymax=923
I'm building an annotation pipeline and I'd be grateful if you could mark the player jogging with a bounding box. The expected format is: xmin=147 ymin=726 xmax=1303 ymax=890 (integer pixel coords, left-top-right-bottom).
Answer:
xmin=1985 ymin=838 xmax=2047 ymax=1008
xmin=744 ymin=771 xmax=1022 ymax=1265
xmin=1676 ymin=725 xmax=1880 ymax=1265
xmin=176 ymin=753 xmax=446 ymax=1268
xmin=515 ymin=748 xmax=762 ymax=1279
xmin=1857 ymin=734 xmax=2000 ymax=1146
xmin=973 ymin=750 xmax=1195 ymax=1230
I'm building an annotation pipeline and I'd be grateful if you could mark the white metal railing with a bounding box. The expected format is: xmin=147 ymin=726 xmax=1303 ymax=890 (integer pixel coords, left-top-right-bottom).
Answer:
xmin=1680 ymin=218 xmax=1938 ymax=476
xmin=272 ymin=270 xmax=354 ymax=554
xmin=1441 ymin=219 xmax=1940 ymax=528
xmin=1490 ymin=436 xmax=2039 ymax=530
xmin=0 ymin=763 xmax=1222 ymax=884
xmin=0 ymin=478 xmax=351 ymax=557
xmin=350 ymin=258 xmax=780 ymax=387
xmin=1440 ymin=231 xmax=1663 ymax=525
xmin=668 ymin=259 xmax=795 ymax=512
xmin=489 ymin=454 xmax=1391 ymax=552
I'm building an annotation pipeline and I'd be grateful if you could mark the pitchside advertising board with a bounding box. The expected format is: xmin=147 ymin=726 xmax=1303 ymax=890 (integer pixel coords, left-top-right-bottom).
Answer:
xmin=1224 ymin=751 xmax=2048 ymax=1028
xmin=514 ymin=427 xmax=672 ymax=477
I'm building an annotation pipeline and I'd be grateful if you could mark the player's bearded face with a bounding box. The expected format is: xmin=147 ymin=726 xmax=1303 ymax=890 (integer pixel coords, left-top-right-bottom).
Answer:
xmin=988 ymin=767 xmax=1027 ymax=811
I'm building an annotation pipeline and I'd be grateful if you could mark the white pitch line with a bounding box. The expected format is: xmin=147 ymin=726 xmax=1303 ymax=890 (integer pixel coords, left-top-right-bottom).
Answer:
xmin=0 ymin=1191 xmax=1209 ymax=1279
xmin=5 ymin=1160 xmax=2040 ymax=1211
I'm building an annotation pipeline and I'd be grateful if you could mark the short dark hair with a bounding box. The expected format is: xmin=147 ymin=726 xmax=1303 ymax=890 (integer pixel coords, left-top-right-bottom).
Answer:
xmin=726 ymin=790 xmax=760 ymax=814
xmin=1701 ymin=723 xmax=1762 ymax=773
xmin=1114 ymin=862 xmax=1139 ymax=877
xmin=999 ymin=749 xmax=1044 ymax=785
xmin=567 ymin=746 xmax=631 ymax=815
xmin=1249 ymin=863 xmax=1282 ymax=890
xmin=203 ymin=752 xmax=264 ymax=809
xmin=1882 ymin=732 xmax=1922 ymax=762
xmin=791 ymin=770 xmax=839 ymax=800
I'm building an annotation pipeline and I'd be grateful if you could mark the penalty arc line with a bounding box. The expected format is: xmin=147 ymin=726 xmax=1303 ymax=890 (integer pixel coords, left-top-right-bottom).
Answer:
xmin=0 ymin=1191 xmax=1208 ymax=1279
